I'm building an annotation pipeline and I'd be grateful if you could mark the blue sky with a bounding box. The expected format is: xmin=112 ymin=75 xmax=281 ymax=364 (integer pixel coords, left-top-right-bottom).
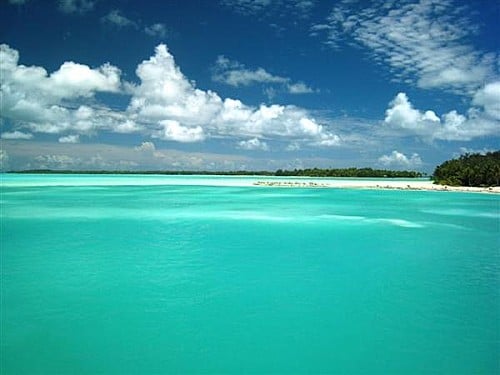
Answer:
xmin=1 ymin=0 xmax=499 ymax=172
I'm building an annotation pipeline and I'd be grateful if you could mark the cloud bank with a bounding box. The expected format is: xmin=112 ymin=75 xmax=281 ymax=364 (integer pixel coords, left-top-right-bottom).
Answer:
xmin=384 ymin=90 xmax=499 ymax=141
xmin=1 ymin=43 xmax=339 ymax=149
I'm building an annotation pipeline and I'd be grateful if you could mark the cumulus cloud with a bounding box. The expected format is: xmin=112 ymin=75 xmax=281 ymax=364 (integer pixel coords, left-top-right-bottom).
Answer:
xmin=144 ymin=23 xmax=168 ymax=38
xmin=314 ymin=133 xmax=341 ymax=147
xmin=128 ymin=44 xmax=223 ymax=133
xmin=0 ymin=43 xmax=122 ymax=135
xmin=153 ymin=120 xmax=205 ymax=143
xmin=1 ymin=130 xmax=33 ymax=140
xmin=212 ymin=55 xmax=316 ymax=95
xmin=472 ymin=81 xmax=500 ymax=120
xmin=128 ymin=44 xmax=338 ymax=145
xmin=58 ymin=134 xmax=80 ymax=143
xmin=384 ymin=93 xmax=440 ymax=136
xmin=58 ymin=0 xmax=95 ymax=14
xmin=1 ymin=43 xmax=340 ymax=150
xmin=312 ymin=0 xmax=497 ymax=94
xmin=237 ymin=138 xmax=269 ymax=151
xmin=378 ymin=150 xmax=422 ymax=168
xmin=384 ymin=92 xmax=499 ymax=141
xmin=0 ymin=44 xmax=121 ymax=101
xmin=101 ymin=10 xmax=136 ymax=28
xmin=50 ymin=62 xmax=121 ymax=96
xmin=0 ymin=44 xmax=121 ymax=107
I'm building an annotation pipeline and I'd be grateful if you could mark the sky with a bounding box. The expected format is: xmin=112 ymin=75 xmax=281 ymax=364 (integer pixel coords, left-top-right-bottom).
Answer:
xmin=1 ymin=0 xmax=499 ymax=172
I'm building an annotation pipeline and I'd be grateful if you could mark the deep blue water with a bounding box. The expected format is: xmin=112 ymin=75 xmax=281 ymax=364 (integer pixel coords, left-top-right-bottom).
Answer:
xmin=1 ymin=175 xmax=499 ymax=374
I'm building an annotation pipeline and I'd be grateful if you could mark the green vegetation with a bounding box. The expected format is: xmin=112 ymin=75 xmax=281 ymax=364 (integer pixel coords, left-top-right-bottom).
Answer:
xmin=275 ymin=168 xmax=423 ymax=178
xmin=433 ymin=151 xmax=500 ymax=187
xmin=11 ymin=167 xmax=424 ymax=178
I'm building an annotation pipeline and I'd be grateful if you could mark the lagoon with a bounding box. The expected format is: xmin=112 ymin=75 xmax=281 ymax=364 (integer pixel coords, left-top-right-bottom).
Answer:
xmin=1 ymin=174 xmax=499 ymax=373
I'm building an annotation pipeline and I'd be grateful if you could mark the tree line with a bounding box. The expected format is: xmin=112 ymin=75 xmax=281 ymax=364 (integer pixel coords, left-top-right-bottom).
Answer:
xmin=432 ymin=151 xmax=500 ymax=187
xmin=275 ymin=167 xmax=424 ymax=178
xmin=12 ymin=152 xmax=500 ymax=186
xmin=12 ymin=167 xmax=424 ymax=178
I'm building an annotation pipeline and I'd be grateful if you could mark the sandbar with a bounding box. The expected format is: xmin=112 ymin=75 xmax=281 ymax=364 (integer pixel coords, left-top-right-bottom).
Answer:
xmin=253 ymin=179 xmax=500 ymax=193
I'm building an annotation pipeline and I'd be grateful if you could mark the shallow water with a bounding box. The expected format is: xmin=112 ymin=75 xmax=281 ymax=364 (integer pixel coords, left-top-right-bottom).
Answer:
xmin=1 ymin=174 xmax=499 ymax=373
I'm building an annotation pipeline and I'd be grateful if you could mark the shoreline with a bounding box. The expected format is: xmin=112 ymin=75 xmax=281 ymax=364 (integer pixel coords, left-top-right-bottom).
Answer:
xmin=253 ymin=180 xmax=500 ymax=194
xmin=1 ymin=174 xmax=498 ymax=193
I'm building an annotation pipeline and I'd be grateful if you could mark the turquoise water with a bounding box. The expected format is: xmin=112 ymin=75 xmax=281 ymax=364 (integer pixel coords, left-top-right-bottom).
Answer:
xmin=1 ymin=174 xmax=499 ymax=374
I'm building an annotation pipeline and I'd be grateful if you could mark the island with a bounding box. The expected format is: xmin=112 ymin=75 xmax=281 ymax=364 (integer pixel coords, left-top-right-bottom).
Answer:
xmin=11 ymin=167 xmax=424 ymax=178
xmin=7 ymin=151 xmax=499 ymax=193
xmin=433 ymin=151 xmax=499 ymax=187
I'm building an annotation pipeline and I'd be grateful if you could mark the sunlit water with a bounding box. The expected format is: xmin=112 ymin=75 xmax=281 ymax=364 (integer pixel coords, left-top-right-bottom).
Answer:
xmin=1 ymin=174 xmax=499 ymax=374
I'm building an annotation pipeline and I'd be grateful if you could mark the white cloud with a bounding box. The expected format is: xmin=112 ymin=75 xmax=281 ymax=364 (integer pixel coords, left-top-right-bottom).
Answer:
xmin=153 ymin=120 xmax=205 ymax=143
xmin=113 ymin=119 xmax=141 ymax=133
xmin=314 ymin=133 xmax=341 ymax=147
xmin=58 ymin=134 xmax=80 ymax=143
xmin=50 ymin=62 xmax=121 ymax=96
xmin=237 ymin=138 xmax=269 ymax=151
xmin=1 ymin=43 xmax=340 ymax=149
xmin=212 ymin=56 xmax=288 ymax=87
xmin=384 ymin=92 xmax=499 ymax=141
xmin=144 ymin=23 xmax=168 ymax=38
xmin=457 ymin=147 xmax=495 ymax=156
xmin=298 ymin=117 xmax=322 ymax=136
xmin=1 ymin=130 xmax=33 ymax=140
xmin=0 ymin=44 xmax=121 ymax=102
xmin=128 ymin=44 xmax=223 ymax=130
xmin=134 ymin=141 xmax=156 ymax=152
xmin=58 ymin=0 xmax=95 ymax=14
xmin=384 ymin=92 xmax=440 ymax=135
xmin=212 ymin=55 xmax=316 ymax=95
xmin=101 ymin=10 xmax=136 ymax=28
xmin=129 ymin=44 xmax=337 ymax=145
xmin=34 ymin=154 xmax=79 ymax=169
xmin=309 ymin=23 xmax=331 ymax=35
xmin=30 ymin=152 xmax=137 ymax=170
xmin=378 ymin=150 xmax=422 ymax=168
xmin=472 ymin=81 xmax=500 ymax=120
xmin=287 ymin=82 xmax=315 ymax=94
xmin=313 ymin=0 xmax=497 ymax=94
xmin=0 ymin=44 xmax=122 ymax=135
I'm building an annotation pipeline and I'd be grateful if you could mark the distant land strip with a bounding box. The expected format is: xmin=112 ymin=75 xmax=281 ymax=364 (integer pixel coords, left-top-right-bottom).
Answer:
xmin=8 ymin=168 xmax=425 ymax=178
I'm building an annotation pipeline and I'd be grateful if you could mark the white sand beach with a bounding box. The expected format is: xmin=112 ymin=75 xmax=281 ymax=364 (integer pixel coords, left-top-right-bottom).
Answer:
xmin=253 ymin=179 xmax=500 ymax=193
xmin=2 ymin=174 xmax=498 ymax=193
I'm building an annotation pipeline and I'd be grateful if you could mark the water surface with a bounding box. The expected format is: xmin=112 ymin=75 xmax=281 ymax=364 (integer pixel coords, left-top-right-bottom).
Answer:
xmin=1 ymin=174 xmax=498 ymax=373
